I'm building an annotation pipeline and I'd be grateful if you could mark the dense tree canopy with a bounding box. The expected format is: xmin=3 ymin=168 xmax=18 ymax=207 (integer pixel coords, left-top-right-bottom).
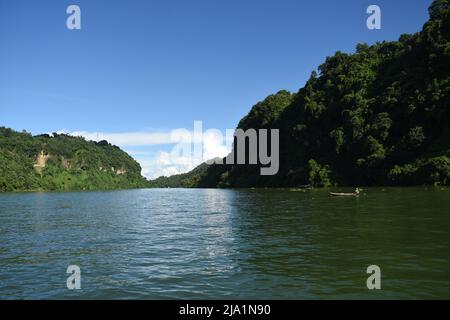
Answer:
xmin=0 ymin=128 xmax=148 ymax=192
xmin=151 ymin=0 xmax=450 ymax=188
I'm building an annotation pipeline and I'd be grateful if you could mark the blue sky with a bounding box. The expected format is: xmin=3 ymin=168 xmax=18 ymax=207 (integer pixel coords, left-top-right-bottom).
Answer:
xmin=0 ymin=0 xmax=432 ymax=178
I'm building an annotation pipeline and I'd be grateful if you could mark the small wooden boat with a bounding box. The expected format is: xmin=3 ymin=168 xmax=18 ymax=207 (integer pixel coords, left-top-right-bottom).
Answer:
xmin=329 ymin=188 xmax=361 ymax=197
xmin=329 ymin=192 xmax=359 ymax=197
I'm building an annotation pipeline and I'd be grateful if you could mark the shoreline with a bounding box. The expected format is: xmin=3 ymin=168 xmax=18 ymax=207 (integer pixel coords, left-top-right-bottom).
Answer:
xmin=0 ymin=185 xmax=448 ymax=195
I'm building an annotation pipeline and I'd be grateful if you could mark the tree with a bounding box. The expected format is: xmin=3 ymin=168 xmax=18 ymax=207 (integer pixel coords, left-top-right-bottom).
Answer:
xmin=429 ymin=0 xmax=449 ymax=20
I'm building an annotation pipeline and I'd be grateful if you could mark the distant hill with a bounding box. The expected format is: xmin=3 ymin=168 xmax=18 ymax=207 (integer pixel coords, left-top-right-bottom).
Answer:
xmin=150 ymin=0 xmax=450 ymax=188
xmin=0 ymin=127 xmax=148 ymax=192
xmin=148 ymin=158 xmax=222 ymax=188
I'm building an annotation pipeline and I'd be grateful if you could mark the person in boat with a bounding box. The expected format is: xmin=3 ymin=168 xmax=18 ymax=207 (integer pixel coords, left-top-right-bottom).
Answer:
xmin=329 ymin=188 xmax=361 ymax=196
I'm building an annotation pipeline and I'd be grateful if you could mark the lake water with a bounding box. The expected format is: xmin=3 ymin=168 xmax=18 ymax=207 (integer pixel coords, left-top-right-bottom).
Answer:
xmin=0 ymin=188 xmax=449 ymax=299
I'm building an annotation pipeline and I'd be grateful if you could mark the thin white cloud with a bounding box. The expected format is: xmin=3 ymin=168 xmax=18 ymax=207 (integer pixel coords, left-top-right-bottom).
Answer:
xmin=58 ymin=129 xmax=233 ymax=179
xmin=60 ymin=130 xmax=173 ymax=146
xmin=139 ymin=130 xmax=231 ymax=179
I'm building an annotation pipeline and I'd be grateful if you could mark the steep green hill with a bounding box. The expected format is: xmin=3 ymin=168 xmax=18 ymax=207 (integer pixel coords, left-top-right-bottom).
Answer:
xmin=151 ymin=0 xmax=450 ymax=188
xmin=0 ymin=127 xmax=148 ymax=192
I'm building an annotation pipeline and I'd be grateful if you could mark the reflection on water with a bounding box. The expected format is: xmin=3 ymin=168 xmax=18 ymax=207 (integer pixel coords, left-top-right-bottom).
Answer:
xmin=0 ymin=188 xmax=449 ymax=299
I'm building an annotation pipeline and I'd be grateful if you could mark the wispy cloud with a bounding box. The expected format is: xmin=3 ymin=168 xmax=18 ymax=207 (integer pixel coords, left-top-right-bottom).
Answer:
xmin=63 ymin=130 xmax=173 ymax=146
xmin=58 ymin=129 xmax=232 ymax=179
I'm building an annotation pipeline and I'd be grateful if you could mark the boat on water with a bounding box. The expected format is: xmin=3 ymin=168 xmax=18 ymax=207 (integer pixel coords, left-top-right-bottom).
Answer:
xmin=329 ymin=188 xmax=361 ymax=197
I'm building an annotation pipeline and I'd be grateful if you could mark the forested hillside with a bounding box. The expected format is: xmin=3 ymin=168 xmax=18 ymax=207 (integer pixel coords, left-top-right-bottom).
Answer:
xmin=0 ymin=127 xmax=148 ymax=192
xmin=150 ymin=0 xmax=450 ymax=188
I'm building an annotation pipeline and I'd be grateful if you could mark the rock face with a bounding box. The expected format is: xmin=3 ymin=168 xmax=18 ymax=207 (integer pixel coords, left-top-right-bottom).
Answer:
xmin=33 ymin=152 xmax=127 ymax=176
xmin=33 ymin=150 xmax=51 ymax=174
xmin=114 ymin=168 xmax=127 ymax=175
